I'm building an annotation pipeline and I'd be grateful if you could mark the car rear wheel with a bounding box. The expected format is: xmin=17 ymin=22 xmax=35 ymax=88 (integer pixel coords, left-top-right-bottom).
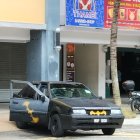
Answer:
xmin=102 ymin=128 xmax=115 ymax=135
xmin=50 ymin=114 xmax=64 ymax=137
xmin=16 ymin=121 xmax=28 ymax=129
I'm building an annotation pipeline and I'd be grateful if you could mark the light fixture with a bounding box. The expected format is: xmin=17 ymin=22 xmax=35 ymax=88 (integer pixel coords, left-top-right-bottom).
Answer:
xmin=56 ymin=27 xmax=60 ymax=33
xmin=54 ymin=45 xmax=61 ymax=52
xmin=53 ymin=27 xmax=61 ymax=52
xmin=102 ymin=45 xmax=109 ymax=53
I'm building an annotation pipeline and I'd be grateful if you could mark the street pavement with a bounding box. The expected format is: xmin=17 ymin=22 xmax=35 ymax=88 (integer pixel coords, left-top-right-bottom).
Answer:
xmin=124 ymin=114 xmax=140 ymax=125
xmin=0 ymin=103 xmax=140 ymax=140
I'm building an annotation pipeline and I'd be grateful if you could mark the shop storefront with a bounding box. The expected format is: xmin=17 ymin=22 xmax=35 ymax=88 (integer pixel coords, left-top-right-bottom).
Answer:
xmin=1 ymin=0 xmax=140 ymax=102
xmin=60 ymin=0 xmax=140 ymax=98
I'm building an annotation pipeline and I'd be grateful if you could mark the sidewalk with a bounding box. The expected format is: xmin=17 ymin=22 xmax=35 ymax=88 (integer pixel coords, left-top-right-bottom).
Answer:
xmin=0 ymin=110 xmax=18 ymax=132
xmin=124 ymin=114 xmax=140 ymax=125
xmin=105 ymin=97 xmax=130 ymax=104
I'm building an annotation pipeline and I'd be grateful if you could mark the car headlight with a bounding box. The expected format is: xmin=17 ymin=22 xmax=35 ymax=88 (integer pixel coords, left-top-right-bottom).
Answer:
xmin=111 ymin=109 xmax=122 ymax=115
xmin=73 ymin=109 xmax=87 ymax=115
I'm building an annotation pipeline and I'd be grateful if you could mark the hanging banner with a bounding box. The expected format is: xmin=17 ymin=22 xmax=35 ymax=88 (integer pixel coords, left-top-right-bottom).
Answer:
xmin=66 ymin=43 xmax=75 ymax=82
xmin=66 ymin=0 xmax=104 ymax=28
xmin=104 ymin=0 xmax=140 ymax=29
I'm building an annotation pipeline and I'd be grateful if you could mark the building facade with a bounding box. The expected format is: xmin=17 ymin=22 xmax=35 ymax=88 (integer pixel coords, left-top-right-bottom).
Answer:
xmin=60 ymin=0 xmax=140 ymax=98
xmin=0 ymin=0 xmax=60 ymax=101
xmin=0 ymin=0 xmax=140 ymax=101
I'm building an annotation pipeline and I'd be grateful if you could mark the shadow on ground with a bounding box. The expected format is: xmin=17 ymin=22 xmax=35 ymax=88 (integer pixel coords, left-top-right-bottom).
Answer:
xmin=20 ymin=125 xmax=103 ymax=137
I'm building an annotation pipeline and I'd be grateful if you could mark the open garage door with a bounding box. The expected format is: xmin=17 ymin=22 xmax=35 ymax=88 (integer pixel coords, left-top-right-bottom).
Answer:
xmin=0 ymin=43 xmax=27 ymax=102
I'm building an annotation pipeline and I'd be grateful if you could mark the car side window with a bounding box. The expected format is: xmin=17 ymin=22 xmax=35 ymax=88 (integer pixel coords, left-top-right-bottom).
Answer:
xmin=40 ymin=85 xmax=49 ymax=97
xmin=17 ymin=85 xmax=36 ymax=100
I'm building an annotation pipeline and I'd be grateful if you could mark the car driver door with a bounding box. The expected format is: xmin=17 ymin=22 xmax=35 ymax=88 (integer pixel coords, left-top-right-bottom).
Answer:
xmin=10 ymin=84 xmax=49 ymax=125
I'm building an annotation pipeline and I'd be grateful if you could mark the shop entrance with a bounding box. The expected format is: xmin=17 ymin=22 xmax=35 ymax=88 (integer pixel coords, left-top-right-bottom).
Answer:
xmin=118 ymin=48 xmax=140 ymax=94
xmin=61 ymin=43 xmax=100 ymax=96
xmin=106 ymin=47 xmax=140 ymax=97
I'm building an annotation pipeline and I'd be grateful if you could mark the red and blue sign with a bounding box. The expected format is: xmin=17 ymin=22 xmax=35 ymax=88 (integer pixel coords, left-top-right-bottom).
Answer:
xmin=66 ymin=0 xmax=104 ymax=28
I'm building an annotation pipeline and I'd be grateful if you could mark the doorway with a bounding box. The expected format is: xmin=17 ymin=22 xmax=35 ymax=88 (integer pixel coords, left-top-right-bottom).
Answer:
xmin=118 ymin=48 xmax=140 ymax=94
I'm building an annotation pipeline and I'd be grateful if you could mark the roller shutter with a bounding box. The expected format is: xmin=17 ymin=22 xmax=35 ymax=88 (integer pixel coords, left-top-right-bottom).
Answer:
xmin=0 ymin=43 xmax=26 ymax=102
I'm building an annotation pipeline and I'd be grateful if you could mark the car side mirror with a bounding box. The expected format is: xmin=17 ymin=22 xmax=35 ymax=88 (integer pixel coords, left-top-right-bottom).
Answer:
xmin=13 ymin=93 xmax=20 ymax=98
xmin=41 ymin=96 xmax=45 ymax=102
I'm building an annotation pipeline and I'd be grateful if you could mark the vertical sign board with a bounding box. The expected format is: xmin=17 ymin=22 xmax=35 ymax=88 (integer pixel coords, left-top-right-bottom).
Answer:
xmin=66 ymin=43 xmax=75 ymax=82
xmin=66 ymin=0 xmax=104 ymax=28
xmin=105 ymin=0 xmax=140 ymax=29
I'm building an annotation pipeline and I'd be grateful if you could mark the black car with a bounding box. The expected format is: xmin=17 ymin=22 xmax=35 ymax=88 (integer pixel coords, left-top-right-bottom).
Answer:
xmin=9 ymin=80 xmax=124 ymax=137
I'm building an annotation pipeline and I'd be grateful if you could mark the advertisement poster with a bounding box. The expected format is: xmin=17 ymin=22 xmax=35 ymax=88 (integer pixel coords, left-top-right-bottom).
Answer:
xmin=66 ymin=0 xmax=104 ymax=28
xmin=66 ymin=43 xmax=75 ymax=82
xmin=105 ymin=0 xmax=140 ymax=29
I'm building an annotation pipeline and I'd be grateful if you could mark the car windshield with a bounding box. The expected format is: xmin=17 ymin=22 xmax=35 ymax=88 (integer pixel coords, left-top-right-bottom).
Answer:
xmin=50 ymin=83 xmax=97 ymax=99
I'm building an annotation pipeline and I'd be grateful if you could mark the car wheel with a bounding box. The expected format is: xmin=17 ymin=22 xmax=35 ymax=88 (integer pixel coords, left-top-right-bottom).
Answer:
xmin=102 ymin=128 xmax=115 ymax=135
xmin=16 ymin=121 xmax=28 ymax=129
xmin=50 ymin=114 xmax=64 ymax=137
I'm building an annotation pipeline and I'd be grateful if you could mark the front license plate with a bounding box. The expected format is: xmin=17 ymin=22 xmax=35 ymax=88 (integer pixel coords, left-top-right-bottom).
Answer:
xmin=101 ymin=119 xmax=108 ymax=123
xmin=94 ymin=119 xmax=100 ymax=123
xmin=94 ymin=119 xmax=108 ymax=123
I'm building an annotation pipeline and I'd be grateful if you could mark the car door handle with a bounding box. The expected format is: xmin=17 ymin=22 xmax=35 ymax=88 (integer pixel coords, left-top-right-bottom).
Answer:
xmin=13 ymin=101 xmax=19 ymax=104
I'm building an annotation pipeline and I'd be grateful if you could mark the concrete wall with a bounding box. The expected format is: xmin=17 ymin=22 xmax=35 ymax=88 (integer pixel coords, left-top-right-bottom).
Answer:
xmin=75 ymin=44 xmax=99 ymax=95
xmin=0 ymin=0 xmax=45 ymax=24
xmin=27 ymin=0 xmax=61 ymax=82
xmin=45 ymin=0 xmax=60 ymax=81
xmin=98 ymin=45 xmax=106 ymax=98
xmin=60 ymin=0 xmax=65 ymax=25
xmin=27 ymin=30 xmax=42 ymax=81
xmin=75 ymin=44 xmax=105 ymax=98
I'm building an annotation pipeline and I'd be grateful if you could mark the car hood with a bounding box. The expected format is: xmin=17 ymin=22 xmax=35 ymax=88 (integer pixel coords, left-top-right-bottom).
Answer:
xmin=52 ymin=98 xmax=118 ymax=108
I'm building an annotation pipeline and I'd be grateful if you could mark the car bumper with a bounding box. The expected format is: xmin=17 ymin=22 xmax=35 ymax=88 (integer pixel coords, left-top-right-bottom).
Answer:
xmin=60 ymin=114 xmax=124 ymax=130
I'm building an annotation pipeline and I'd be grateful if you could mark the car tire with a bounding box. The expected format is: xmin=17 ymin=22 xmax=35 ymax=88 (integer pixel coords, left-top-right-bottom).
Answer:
xmin=50 ymin=114 xmax=64 ymax=137
xmin=16 ymin=121 xmax=28 ymax=129
xmin=102 ymin=128 xmax=115 ymax=135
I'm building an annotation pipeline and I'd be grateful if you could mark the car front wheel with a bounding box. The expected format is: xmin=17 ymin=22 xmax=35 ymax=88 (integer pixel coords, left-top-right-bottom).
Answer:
xmin=102 ymin=128 xmax=115 ymax=135
xmin=16 ymin=121 xmax=28 ymax=129
xmin=50 ymin=114 xmax=64 ymax=137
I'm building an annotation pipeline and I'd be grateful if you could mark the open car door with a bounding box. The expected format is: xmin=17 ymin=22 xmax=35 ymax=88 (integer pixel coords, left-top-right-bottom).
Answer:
xmin=9 ymin=80 xmax=49 ymax=125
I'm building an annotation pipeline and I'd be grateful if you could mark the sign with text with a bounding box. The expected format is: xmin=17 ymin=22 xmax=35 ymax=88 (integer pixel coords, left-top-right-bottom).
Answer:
xmin=66 ymin=0 xmax=104 ymax=28
xmin=66 ymin=43 xmax=75 ymax=82
xmin=104 ymin=0 xmax=140 ymax=29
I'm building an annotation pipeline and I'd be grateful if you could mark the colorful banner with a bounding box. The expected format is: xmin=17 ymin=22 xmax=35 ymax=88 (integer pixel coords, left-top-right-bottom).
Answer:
xmin=105 ymin=0 xmax=140 ymax=29
xmin=66 ymin=0 xmax=104 ymax=28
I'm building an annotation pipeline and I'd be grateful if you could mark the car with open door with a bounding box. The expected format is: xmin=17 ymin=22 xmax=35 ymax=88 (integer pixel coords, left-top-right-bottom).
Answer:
xmin=9 ymin=80 xmax=124 ymax=137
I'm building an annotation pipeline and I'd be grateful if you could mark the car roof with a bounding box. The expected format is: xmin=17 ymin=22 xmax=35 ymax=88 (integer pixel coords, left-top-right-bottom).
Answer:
xmin=32 ymin=81 xmax=83 ymax=85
